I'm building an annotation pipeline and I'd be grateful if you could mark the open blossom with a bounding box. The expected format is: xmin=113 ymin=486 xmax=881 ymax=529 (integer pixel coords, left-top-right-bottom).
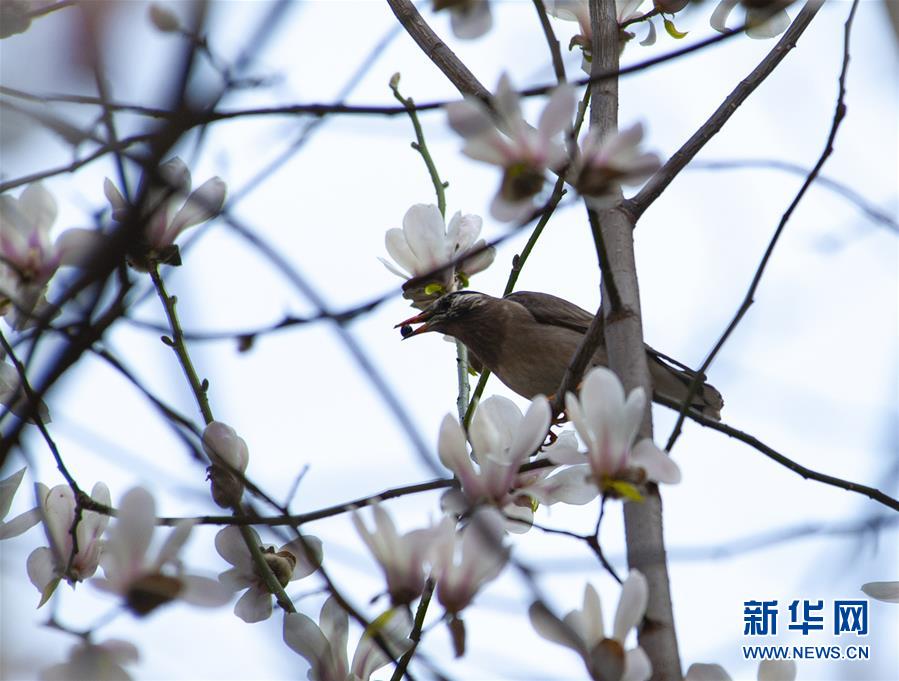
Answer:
xmin=283 ymin=596 xmax=411 ymax=681
xmin=0 ymin=183 xmax=102 ymax=328
xmin=861 ymin=581 xmax=899 ymax=603
xmin=351 ymin=503 xmax=437 ymax=605
xmin=529 ymin=572 xmax=651 ymax=681
xmin=380 ymin=204 xmax=495 ymax=309
xmin=438 ymin=395 xmax=595 ymax=531
xmin=216 ymin=525 xmax=322 ymax=623
xmin=27 ymin=482 xmax=110 ymax=607
xmin=0 ymin=467 xmax=41 ymax=540
xmin=549 ymin=367 xmax=681 ymax=498
xmin=432 ymin=0 xmax=492 ymax=40
xmin=104 ymin=157 xmax=226 ymax=268
xmin=711 ymin=0 xmax=793 ymax=39
xmin=446 ymin=74 xmax=575 ymax=222
xmin=572 ymin=123 xmax=661 ymax=202
xmin=203 ymin=421 xmax=250 ymax=508
xmin=40 ymin=639 xmax=139 ymax=681
xmin=91 ymin=486 xmax=230 ymax=616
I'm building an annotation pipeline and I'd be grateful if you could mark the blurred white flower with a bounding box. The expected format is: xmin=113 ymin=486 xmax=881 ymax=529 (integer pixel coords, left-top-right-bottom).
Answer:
xmin=0 ymin=357 xmax=50 ymax=422
xmin=203 ymin=421 xmax=250 ymax=508
xmin=283 ymin=595 xmax=411 ymax=681
xmin=572 ymin=123 xmax=661 ymax=202
xmin=861 ymin=581 xmax=899 ymax=603
xmin=710 ymin=0 xmax=793 ymax=39
xmin=27 ymin=481 xmax=110 ymax=606
xmin=104 ymin=157 xmax=226 ymax=267
xmin=438 ymin=395 xmax=594 ymax=531
xmin=352 ymin=503 xmax=437 ymax=605
xmin=91 ymin=486 xmax=230 ymax=616
xmin=216 ymin=525 xmax=322 ymax=623
xmin=0 ymin=182 xmax=103 ymax=327
xmin=529 ymin=572 xmax=651 ymax=681
xmin=40 ymin=639 xmax=139 ymax=681
xmin=431 ymin=509 xmax=508 ymax=615
xmin=446 ymin=74 xmax=574 ymax=222
xmin=380 ymin=204 xmax=494 ymax=309
xmin=549 ymin=367 xmax=681 ymax=498
xmin=0 ymin=467 xmax=41 ymax=540
xmin=433 ymin=0 xmax=492 ymax=40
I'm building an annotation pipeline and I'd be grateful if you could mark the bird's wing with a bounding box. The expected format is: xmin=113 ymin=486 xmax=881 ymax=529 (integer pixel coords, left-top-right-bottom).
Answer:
xmin=504 ymin=291 xmax=597 ymax=334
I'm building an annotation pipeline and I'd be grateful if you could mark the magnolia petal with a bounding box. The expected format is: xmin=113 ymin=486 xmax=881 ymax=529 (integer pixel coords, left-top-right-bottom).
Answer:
xmin=746 ymin=7 xmax=790 ymax=38
xmin=446 ymin=99 xmax=495 ymax=139
xmin=449 ymin=0 xmax=493 ymax=39
xmin=446 ymin=211 xmax=482 ymax=254
xmin=402 ymin=204 xmax=449 ymax=268
xmin=233 ymin=585 xmax=272 ymax=623
xmin=154 ymin=519 xmax=196 ymax=569
xmin=581 ymin=583 xmax=606 ymax=645
xmin=27 ymin=546 xmax=58 ymax=593
xmin=493 ymin=73 xmax=523 ymax=131
xmin=490 ymin=191 xmax=533 ymax=224
xmin=528 ymin=601 xmax=585 ymax=653
xmin=166 ymin=177 xmax=226 ymax=242
xmin=377 ymin=256 xmax=409 ymax=279
xmin=757 ymin=659 xmax=797 ymax=681
xmin=384 ymin=228 xmax=418 ymax=277
xmin=283 ymin=611 xmax=331 ymax=667
xmin=103 ymin=178 xmax=129 ymax=220
xmin=159 ymin=157 xmax=191 ymax=193
xmin=202 ymin=421 xmax=249 ymax=471
xmin=218 ymin=567 xmax=251 ymax=591
xmin=56 ymin=228 xmax=106 ymax=267
xmin=215 ymin=525 xmax=259 ymax=572
xmin=460 ymin=239 xmax=496 ymax=276
xmin=538 ymin=84 xmax=576 ymax=139
xmin=630 ymin=439 xmax=681 ymax=484
xmin=0 ymin=506 xmax=42 ymax=539
xmin=319 ymin=596 xmax=350 ymax=672
xmin=861 ymin=581 xmax=899 ymax=603
xmin=710 ymin=0 xmax=739 ymax=33
xmin=530 ymin=465 xmax=597 ymax=505
xmin=501 ymin=503 xmax=534 ymax=534
xmin=623 ymin=646 xmax=653 ymax=681
xmin=512 ymin=395 xmax=552 ymax=463
xmin=612 ymin=570 xmax=648 ymax=642
xmin=471 ymin=395 xmax=522 ymax=464
xmin=638 ymin=18 xmax=657 ymax=46
xmin=437 ymin=414 xmax=481 ymax=493
xmin=19 ymin=183 xmax=58 ymax=235
xmin=179 ymin=574 xmax=232 ymax=608
xmin=116 ymin=487 xmax=156 ymax=566
xmin=283 ymin=534 xmax=323 ymax=579
xmin=462 ymin=133 xmax=514 ymax=166
xmin=685 ymin=663 xmax=733 ymax=681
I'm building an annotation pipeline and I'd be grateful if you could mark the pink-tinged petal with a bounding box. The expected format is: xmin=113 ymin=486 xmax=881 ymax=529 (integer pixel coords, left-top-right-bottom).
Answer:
xmin=546 ymin=1 xmax=583 ymax=22
xmin=462 ymin=133 xmax=515 ymax=166
xmin=166 ymin=177 xmax=226 ymax=242
xmin=402 ymin=204 xmax=449 ymax=269
xmin=459 ymin=239 xmax=495 ymax=276
xmin=581 ymin=583 xmax=606 ymax=645
xmin=56 ymin=229 xmax=106 ymax=268
xmin=384 ymin=228 xmax=417 ymax=277
xmin=685 ymin=663 xmax=732 ymax=681
xmin=179 ymin=574 xmax=232 ymax=608
xmin=710 ymin=0 xmax=739 ymax=33
xmin=282 ymin=535 xmax=323 ymax=579
xmin=319 ymin=596 xmax=349 ymax=674
xmin=581 ymin=367 xmax=627 ymax=436
xmin=612 ymin=570 xmax=648 ymax=642
xmin=510 ymin=395 xmax=551 ymax=463
xmin=350 ymin=608 xmax=412 ymax=679
xmin=233 ymin=585 xmax=272 ymax=623
xmin=471 ymin=396 xmax=521 ymax=464
xmin=529 ymin=465 xmax=596 ymax=505
xmin=154 ymin=519 xmax=196 ymax=569
xmin=159 ymin=157 xmax=191 ymax=193
xmin=0 ymin=506 xmax=42 ymax=539
xmin=116 ymin=487 xmax=156 ymax=565
xmin=215 ymin=525 xmax=258 ymax=571
xmin=203 ymin=421 xmax=249 ymax=471
xmin=438 ymin=414 xmax=482 ymax=494
xmin=490 ymin=191 xmax=533 ymax=224
xmin=218 ymin=567 xmax=252 ymax=591
xmin=630 ymin=439 xmax=681 ymax=484
xmin=27 ymin=546 xmax=58 ymax=592
xmin=502 ymin=503 xmax=534 ymax=533
xmin=544 ymin=430 xmax=585 ymax=465
xmin=528 ymin=601 xmax=584 ymax=653
xmin=493 ymin=74 xmax=524 ymax=136
xmin=861 ymin=581 xmax=899 ymax=603
xmin=746 ymin=7 xmax=790 ymax=38
xmin=0 ymin=467 xmax=26 ymax=517
xmin=103 ymin=178 xmax=129 ymax=220
xmin=446 ymin=211 xmax=482 ymax=254
xmin=42 ymin=485 xmax=76 ymax=559
xmin=757 ymin=659 xmax=797 ymax=681
xmin=449 ymin=0 xmax=493 ymax=39
xmin=446 ymin=99 xmax=495 ymax=139
xmin=538 ymin=84 xmax=575 ymax=139
xmin=623 ymin=646 xmax=653 ymax=681
xmin=283 ymin=611 xmax=331 ymax=670
xmin=617 ymin=0 xmax=643 ymax=21
xmin=19 ymin=183 xmax=57 ymax=235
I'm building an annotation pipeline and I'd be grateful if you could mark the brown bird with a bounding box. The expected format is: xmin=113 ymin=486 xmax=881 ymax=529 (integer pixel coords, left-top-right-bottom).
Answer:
xmin=397 ymin=290 xmax=723 ymax=420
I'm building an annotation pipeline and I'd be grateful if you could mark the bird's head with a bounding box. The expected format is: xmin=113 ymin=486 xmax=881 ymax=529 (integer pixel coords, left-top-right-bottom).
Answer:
xmin=395 ymin=290 xmax=492 ymax=339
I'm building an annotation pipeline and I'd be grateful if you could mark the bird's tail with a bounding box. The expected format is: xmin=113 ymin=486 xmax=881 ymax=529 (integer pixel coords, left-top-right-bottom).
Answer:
xmin=647 ymin=347 xmax=724 ymax=421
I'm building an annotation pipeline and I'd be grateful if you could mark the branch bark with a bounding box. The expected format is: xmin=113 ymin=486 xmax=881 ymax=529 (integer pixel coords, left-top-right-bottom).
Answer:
xmin=588 ymin=1 xmax=681 ymax=678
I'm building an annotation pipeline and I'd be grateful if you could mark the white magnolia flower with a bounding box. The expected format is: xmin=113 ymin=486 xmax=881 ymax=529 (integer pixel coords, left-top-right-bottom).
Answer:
xmin=104 ymin=157 xmax=226 ymax=266
xmin=202 ymin=421 xmax=250 ymax=507
xmin=431 ymin=509 xmax=508 ymax=615
xmin=283 ymin=596 xmax=411 ymax=681
xmin=433 ymin=0 xmax=493 ymax=40
xmin=685 ymin=660 xmax=797 ymax=681
xmin=91 ymin=486 xmax=230 ymax=616
xmin=446 ymin=74 xmax=575 ymax=222
xmin=861 ymin=581 xmax=899 ymax=603
xmin=438 ymin=395 xmax=594 ymax=531
xmin=0 ymin=183 xmax=102 ymax=327
xmin=27 ymin=482 xmax=110 ymax=606
xmin=0 ymin=358 xmax=50 ymax=422
xmin=0 ymin=467 xmax=41 ymax=540
xmin=529 ymin=572 xmax=651 ymax=681
xmin=380 ymin=204 xmax=495 ymax=309
xmin=710 ymin=0 xmax=792 ymax=39
xmin=573 ymin=123 xmax=661 ymax=201
xmin=40 ymin=639 xmax=139 ymax=681
xmin=216 ymin=525 xmax=322 ymax=623
xmin=351 ymin=503 xmax=436 ymax=605
xmin=550 ymin=367 xmax=681 ymax=497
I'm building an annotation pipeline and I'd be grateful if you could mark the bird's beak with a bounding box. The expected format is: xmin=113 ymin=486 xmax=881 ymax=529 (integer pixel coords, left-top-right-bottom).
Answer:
xmin=395 ymin=309 xmax=437 ymax=339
